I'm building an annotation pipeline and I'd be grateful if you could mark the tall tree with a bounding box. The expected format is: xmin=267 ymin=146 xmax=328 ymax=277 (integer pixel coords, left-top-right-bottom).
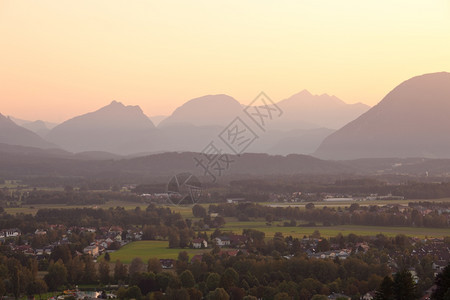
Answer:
xmin=393 ymin=270 xmax=416 ymax=300
xmin=129 ymin=257 xmax=145 ymax=284
xmin=98 ymin=260 xmax=110 ymax=285
xmin=432 ymin=263 xmax=450 ymax=300
xmin=192 ymin=205 xmax=207 ymax=218
xmin=374 ymin=276 xmax=394 ymax=300
xmin=129 ymin=258 xmax=145 ymax=275
xmin=220 ymin=267 xmax=239 ymax=291
xmin=67 ymin=256 xmax=85 ymax=284
xmin=114 ymin=260 xmax=128 ymax=283
xmin=83 ymin=256 xmax=97 ymax=284
xmin=179 ymin=270 xmax=195 ymax=288
xmin=44 ymin=260 xmax=68 ymax=291
xmin=168 ymin=229 xmax=180 ymax=248
xmin=206 ymin=273 xmax=221 ymax=292
xmin=148 ymin=258 xmax=162 ymax=274
xmin=206 ymin=288 xmax=229 ymax=300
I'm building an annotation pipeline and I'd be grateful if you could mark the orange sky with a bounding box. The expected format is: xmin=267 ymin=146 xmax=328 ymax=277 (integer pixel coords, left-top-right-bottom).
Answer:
xmin=1 ymin=0 xmax=450 ymax=123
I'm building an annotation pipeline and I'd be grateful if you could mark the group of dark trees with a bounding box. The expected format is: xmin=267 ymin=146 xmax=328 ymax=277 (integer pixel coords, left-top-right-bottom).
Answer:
xmin=0 ymin=252 xmax=47 ymax=299
xmin=0 ymin=188 xmax=143 ymax=206
xmin=208 ymin=202 xmax=450 ymax=228
xmin=374 ymin=265 xmax=450 ymax=300
xmin=0 ymin=244 xmax=104 ymax=298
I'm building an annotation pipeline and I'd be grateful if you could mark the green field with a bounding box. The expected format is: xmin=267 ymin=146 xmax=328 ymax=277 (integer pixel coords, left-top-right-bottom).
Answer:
xmin=221 ymin=221 xmax=450 ymax=239
xmin=106 ymin=241 xmax=208 ymax=264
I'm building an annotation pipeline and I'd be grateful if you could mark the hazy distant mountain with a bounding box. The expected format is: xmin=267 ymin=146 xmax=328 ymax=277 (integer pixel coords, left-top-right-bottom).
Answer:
xmin=47 ymin=101 xmax=156 ymax=154
xmin=263 ymin=128 xmax=335 ymax=155
xmin=153 ymin=124 xmax=221 ymax=152
xmin=272 ymin=90 xmax=370 ymax=130
xmin=20 ymin=120 xmax=51 ymax=137
xmin=0 ymin=114 xmax=56 ymax=149
xmin=0 ymin=142 xmax=70 ymax=157
xmin=0 ymin=142 xmax=122 ymax=162
xmin=154 ymin=92 xmax=363 ymax=155
xmin=72 ymin=151 xmax=123 ymax=160
xmin=34 ymin=90 xmax=368 ymax=156
xmin=149 ymin=115 xmax=168 ymax=126
xmin=10 ymin=116 xmax=58 ymax=137
xmin=158 ymin=94 xmax=243 ymax=127
xmin=10 ymin=116 xmax=58 ymax=130
xmin=315 ymin=72 xmax=450 ymax=159
xmin=159 ymin=92 xmax=368 ymax=131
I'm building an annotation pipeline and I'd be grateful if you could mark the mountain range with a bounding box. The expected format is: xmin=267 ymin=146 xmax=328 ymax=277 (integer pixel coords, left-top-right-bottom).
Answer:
xmin=3 ymin=72 xmax=450 ymax=159
xmin=4 ymin=91 xmax=368 ymax=155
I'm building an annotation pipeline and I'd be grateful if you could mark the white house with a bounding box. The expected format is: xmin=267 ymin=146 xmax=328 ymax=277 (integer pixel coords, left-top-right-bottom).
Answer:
xmin=0 ymin=228 xmax=21 ymax=238
xmin=192 ymin=238 xmax=208 ymax=249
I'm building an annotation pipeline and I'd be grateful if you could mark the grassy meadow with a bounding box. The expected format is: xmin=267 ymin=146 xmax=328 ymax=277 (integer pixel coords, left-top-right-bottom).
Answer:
xmin=105 ymin=241 xmax=208 ymax=264
xmin=221 ymin=221 xmax=450 ymax=239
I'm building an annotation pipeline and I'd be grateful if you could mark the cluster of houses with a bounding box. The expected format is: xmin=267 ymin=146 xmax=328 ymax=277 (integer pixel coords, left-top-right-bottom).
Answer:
xmin=0 ymin=225 xmax=144 ymax=259
xmin=411 ymin=237 xmax=450 ymax=277
xmin=77 ymin=226 xmax=146 ymax=258
xmin=307 ymin=248 xmax=352 ymax=260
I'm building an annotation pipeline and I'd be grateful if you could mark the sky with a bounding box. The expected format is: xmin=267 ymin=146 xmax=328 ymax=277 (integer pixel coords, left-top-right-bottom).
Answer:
xmin=1 ymin=0 xmax=450 ymax=123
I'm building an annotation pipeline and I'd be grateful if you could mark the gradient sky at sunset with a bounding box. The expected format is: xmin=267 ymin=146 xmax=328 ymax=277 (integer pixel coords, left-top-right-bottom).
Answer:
xmin=1 ymin=0 xmax=450 ymax=123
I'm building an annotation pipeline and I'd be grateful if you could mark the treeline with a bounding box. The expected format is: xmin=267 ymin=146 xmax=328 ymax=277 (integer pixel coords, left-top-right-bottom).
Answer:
xmin=208 ymin=203 xmax=450 ymax=228
xmin=24 ymin=190 xmax=142 ymax=205
xmin=0 ymin=204 xmax=187 ymax=234
xmin=229 ymin=178 xmax=450 ymax=199
xmin=35 ymin=204 xmax=185 ymax=229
